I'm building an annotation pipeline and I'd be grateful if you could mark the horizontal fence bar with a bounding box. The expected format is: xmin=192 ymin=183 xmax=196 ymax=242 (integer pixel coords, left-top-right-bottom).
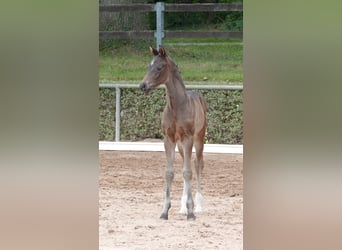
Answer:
xmin=99 ymin=83 xmax=243 ymax=90
xmin=165 ymin=3 xmax=243 ymax=12
xmin=100 ymin=3 xmax=242 ymax=12
xmin=100 ymin=31 xmax=154 ymax=40
xmin=165 ymin=42 xmax=243 ymax=46
xmin=166 ymin=31 xmax=242 ymax=39
xmin=99 ymin=4 xmax=155 ymax=12
xmin=100 ymin=31 xmax=242 ymax=40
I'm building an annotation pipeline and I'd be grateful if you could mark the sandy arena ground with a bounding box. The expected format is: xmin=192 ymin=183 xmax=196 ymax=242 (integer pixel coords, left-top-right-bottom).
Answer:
xmin=99 ymin=150 xmax=243 ymax=250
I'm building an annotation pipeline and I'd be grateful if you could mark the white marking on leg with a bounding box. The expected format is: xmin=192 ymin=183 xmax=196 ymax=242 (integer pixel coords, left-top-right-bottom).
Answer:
xmin=195 ymin=192 xmax=203 ymax=213
xmin=179 ymin=180 xmax=187 ymax=214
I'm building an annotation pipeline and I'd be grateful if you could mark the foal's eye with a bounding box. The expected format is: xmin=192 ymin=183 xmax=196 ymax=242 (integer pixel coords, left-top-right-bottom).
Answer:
xmin=157 ymin=67 xmax=162 ymax=71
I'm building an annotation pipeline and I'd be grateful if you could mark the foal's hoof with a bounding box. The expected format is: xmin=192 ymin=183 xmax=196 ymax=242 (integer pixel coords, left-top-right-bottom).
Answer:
xmin=187 ymin=213 xmax=196 ymax=221
xmin=160 ymin=213 xmax=168 ymax=220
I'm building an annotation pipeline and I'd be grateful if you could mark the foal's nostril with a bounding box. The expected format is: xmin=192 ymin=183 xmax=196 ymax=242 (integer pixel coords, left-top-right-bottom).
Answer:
xmin=140 ymin=82 xmax=147 ymax=92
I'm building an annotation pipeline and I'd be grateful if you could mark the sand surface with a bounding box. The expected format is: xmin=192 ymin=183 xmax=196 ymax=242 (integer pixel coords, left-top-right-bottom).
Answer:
xmin=99 ymin=151 xmax=243 ymax=250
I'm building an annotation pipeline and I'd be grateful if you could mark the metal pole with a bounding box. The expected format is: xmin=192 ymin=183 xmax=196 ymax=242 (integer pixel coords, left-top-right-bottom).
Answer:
xmin=154 ymin=2 xmax=164 ymax=49
xmin=115 ymin=87 xmax=121 ymax=142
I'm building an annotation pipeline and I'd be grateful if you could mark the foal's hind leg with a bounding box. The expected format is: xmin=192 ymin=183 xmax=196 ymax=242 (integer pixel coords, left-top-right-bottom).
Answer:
xmin=160 ymin=137 xmax=175 ymax=220
xmin=194 ymin=136 xmax=204 ymax=213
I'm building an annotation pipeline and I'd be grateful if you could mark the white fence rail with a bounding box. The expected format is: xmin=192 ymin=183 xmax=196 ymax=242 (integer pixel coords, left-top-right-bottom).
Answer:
xmin=99 ymin=141 xmax=243 ymax=154
xmin=99 ymin=83 xmax=243 ymax=142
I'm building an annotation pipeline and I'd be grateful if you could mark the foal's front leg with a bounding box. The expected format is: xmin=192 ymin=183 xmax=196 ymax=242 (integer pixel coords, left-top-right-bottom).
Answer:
xmin=182 ymin=138 xmax=196 ymax=220
xmin=160 ymin=137 xmax=175 ymax=220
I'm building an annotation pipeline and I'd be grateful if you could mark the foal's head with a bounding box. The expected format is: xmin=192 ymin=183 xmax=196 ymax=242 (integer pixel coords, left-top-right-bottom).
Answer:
xmin=140 ymin=46 xmax=174 ymax=94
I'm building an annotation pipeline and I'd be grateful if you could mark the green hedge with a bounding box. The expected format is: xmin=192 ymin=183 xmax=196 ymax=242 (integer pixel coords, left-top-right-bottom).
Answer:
xmin=99 ymin=87 xmax=243 ymax=144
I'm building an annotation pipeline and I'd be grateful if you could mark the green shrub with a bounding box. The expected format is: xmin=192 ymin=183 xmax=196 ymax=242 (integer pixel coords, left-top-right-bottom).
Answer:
xmin=99 ymin=87 xmax=243 ymax=144
xmin=99 ymin=88 xmax=115 ymax=141
xmin=120 ymin=88 xmax=166 ymax=140
xmin=200 ymin=89 xmax=243 ymax=144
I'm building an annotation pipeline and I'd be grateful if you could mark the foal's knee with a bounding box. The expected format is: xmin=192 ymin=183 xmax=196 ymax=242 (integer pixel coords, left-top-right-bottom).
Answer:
xmin=183 ymin=170 xmax=192 ymax=180
xmin=165 ymin=170 xmax=174 ymax=181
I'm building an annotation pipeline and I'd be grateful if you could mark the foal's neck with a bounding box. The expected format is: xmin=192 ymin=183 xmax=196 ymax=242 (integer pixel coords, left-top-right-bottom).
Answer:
xmin=164 ymin=60 xmax=187 ymax=109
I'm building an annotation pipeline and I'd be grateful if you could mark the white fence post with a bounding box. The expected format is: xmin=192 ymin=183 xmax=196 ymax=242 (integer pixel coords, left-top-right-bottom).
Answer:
xmin=154 ymin=2 xmax=165 ymax=49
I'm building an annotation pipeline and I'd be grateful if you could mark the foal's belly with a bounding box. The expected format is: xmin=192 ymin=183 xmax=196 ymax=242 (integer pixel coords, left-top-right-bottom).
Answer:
xmin=163 ymin=121 xmax=195 ymax=143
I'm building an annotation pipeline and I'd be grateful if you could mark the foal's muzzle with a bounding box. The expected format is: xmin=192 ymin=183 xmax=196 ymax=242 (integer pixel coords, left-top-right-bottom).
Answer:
xmin=139 ymin=82 xmax=149 ymax=93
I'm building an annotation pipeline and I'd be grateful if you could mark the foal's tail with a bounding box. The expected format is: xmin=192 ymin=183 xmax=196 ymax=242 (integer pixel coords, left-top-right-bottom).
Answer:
xmin=194 ymin=93 xmax=207 ymax=172
xmin=199 ymin=94 xmax=207 ymax=133
xmin=199 ymin=94 xmax=208 ymax=112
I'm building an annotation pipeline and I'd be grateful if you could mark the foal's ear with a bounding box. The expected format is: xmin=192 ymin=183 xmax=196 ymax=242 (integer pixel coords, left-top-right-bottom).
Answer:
xmin=159 ymin=46 xmax=167 ymax=57
xmin=149 ymin=46 xmax=159 ymax=56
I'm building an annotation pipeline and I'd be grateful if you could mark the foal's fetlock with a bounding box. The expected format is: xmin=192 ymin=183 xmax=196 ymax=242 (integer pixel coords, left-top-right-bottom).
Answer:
xmin=186 ymin=200 xmax=195 ymax=220
xmin=160 ymin=203 xmax=171 ymax=220
xmin=160 ymin=213 xmax=169 ymax=220
xmin=187 ymin=213 xmax=196 ymax=221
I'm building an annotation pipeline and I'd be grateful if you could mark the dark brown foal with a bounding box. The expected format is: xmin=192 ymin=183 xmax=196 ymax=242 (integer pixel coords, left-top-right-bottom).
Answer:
xmin=140 ymin=46 xmax=207 ymax=220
